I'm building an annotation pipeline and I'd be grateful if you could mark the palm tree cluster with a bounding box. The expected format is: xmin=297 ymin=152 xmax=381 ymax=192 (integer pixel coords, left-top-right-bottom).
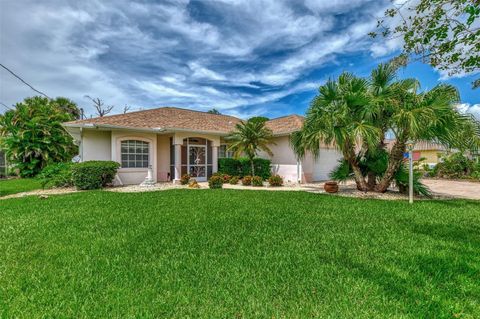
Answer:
xmin=292 ymin=62 xmax=480 ymax=193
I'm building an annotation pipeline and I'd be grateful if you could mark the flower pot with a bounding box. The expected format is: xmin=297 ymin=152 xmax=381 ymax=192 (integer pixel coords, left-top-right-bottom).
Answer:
xmin=324 ymin=181 xmax=338 ymax=193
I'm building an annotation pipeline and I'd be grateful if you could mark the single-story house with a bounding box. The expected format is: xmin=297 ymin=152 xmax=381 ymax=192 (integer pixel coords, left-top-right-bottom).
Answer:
xmin=385 ymin=139 xmax=447 ymax=166
xmin=64 ymin=107 xmax=343 ymax=185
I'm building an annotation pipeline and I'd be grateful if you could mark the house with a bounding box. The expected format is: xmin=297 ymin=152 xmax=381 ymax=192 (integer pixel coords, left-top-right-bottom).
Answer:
xmin=63 ymin=107 xmax=343 ymax=185
xmin=385 ymin=139 xmax=447 ymax=166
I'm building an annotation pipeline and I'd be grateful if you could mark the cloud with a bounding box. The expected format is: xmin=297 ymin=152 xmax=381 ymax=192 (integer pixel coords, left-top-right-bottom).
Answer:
xmin=457 ymin=103 xmax=480 ymax=120
xmin=6 ymin=0 xmax=473 ymax=119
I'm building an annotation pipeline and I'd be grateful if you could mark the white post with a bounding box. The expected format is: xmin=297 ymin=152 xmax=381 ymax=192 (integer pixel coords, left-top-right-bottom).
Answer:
xmin=296 ymin=160 xmax=301 ymax=184
xmin=174 ymin=143 xmax=181 ymax=183
xmin=212 ymin=145 xmax=218 ymax=174
xmin=409 ymin=149 xmax=413 ymax=204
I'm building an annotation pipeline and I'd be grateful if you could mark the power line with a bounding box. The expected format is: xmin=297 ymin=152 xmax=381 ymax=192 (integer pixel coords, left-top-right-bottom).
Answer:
xmin=0 ymin=101 xmax=13 ymax=111
xmin=0 ymin=63 xmax=51 ymax=99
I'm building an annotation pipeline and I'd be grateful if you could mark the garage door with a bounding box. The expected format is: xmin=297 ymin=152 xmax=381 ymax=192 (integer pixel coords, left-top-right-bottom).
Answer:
xmin=312 ymin=148 xmax=343 ymax=181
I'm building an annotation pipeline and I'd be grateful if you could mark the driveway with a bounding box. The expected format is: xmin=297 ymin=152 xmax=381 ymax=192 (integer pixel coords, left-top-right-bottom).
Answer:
xmin=422 ymin=179 xmax=480 ymax=200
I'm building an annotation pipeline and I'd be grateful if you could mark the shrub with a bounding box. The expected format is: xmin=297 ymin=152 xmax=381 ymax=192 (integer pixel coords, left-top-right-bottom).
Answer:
xmin=229 ymin=176 xmax=239 ymax=185
xmin=208 ymin=175 xmax=223 ymax=189
xmin=72 ymin=161 xmax=120 ymax=190
xmin=251 ymin=175 xmax=263 ymax=186
xmin=242 ymin=175 xmax=252 ymax=186
xmin=222 ymin=174 xmax=231 ymax=183
xmin=38 ymin=162 xmax=74 ymax=188
xmin=434 ymin=153 xmax=474 ymax=178
xmin=268 ymin=174 xmax=283 ymax=186
xmin=188 ymin=179 xmax=200 ymax=188
xmin=180 ymin=174 xmax=191 ymax=185
xmin=218 ymin=158 xmax=240 ymax=176
xmin=218 ymin=157 xmax=271 ymax=179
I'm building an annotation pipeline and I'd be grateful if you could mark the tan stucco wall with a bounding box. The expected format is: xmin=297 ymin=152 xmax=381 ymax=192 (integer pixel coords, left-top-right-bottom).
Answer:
xmin=82 ymin=129 xmax=111 ymax=161
xmin=419 ymin=150 xmax=444 ymax=164
xmin=157 ymin=134 xmax=173 ymax=181
xmin=111 ymin=131 xmax=158 ymax=185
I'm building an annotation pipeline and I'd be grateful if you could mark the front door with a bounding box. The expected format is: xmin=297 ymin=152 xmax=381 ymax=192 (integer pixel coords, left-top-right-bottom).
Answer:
xmin=188 ymin=145 xmax=207 ymax=181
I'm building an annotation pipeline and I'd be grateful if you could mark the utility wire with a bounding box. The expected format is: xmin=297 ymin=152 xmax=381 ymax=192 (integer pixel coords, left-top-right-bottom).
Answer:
xmin=0 ymin=63 xmax=51 ymax=99
xmin=0 ymin=101 xmax=13 ymax=111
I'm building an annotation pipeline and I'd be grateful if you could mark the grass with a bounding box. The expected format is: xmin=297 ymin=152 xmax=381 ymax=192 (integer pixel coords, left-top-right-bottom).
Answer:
xmin=0 ymin=178 xmax=42 ymax=197
xmin=1 ymin=190 xmax=479 ymax=318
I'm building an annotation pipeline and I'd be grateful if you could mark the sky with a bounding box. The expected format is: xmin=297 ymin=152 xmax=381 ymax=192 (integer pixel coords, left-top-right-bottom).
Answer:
xmin=0 ymin=0 xmax=479 ymax=119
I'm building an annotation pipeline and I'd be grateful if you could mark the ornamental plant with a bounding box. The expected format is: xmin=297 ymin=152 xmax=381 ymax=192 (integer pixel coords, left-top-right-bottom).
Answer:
xmin=229 ymin=176 xmax=239 ymax=185
xmin=242 ymin=175 xmax=252 ymax=186
xmin=268 ymin=174 xmax=283 ymax=187
xmin=251 ymin=175 xmax=263 ymax=187
xmin=208 ymin=175 xmax=223 ymax=189
xmin=180 ymin=174 xmax=191 ymax=185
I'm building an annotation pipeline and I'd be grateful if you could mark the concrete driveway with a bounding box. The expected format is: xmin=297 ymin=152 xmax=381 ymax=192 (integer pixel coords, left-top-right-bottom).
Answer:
xmin=422 ymin=179 xmax=480 ymax=200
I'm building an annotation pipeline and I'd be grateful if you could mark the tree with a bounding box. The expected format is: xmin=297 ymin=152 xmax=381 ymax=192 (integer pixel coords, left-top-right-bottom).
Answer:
xmin=85 ymin=95 xmax=114 ymax=117
xmin=207 ymin=108 xmax=221 ymax=115
xmin=374 ymin=82 xmax=470 ymax=192
xmin=0 ymin=96 xmax=78 ymax=177
xmin=371 ymin=0 xmax=479 ymax=88
xmin=123 ymin=105 xmax=131 ymax=114
xmin=247 ymin=116 xmax=269 ymax=125
xmin=291 ymin=73 xmax=380 ymax=191
xmin=226 ymin=119 xmax=275 ymax=176
xmin=52 ymin=97 xmax=81 ymax=120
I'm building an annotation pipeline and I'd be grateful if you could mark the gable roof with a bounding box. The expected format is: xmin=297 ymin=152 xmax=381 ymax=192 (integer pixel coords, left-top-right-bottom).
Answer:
xmin=65 ymin=107 xmax=305 ymax=135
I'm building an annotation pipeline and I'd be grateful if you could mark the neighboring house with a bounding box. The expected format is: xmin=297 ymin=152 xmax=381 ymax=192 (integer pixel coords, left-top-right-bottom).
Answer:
xmin=63 ymin=107 xmax=343 ymax=185
xmin=385 ymin=139 xmax=447 ymax=166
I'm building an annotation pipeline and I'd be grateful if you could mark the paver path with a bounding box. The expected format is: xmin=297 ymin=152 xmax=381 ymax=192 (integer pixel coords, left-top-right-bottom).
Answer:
xmin=422 ymin=179 xmax=480 ymax=200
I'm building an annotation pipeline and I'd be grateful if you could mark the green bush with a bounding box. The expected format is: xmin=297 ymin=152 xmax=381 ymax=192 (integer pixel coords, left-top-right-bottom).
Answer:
xmin=208 ymin=175 xmax=223 ymax=189
xmin=180 ymin=174 xmax=191 ymax=185
xmin=218 ymin=157 xmax=271 ymax=179
xmin=218 ymin=158 xmax=239 ymax=176
xmin=434 ymin=153 xmax=474 ymax=178
xmin=394 ymin=165 xmax=431 ymax=197
xmin=242 ymin=175 xmax=252 ymax=186
xmin=268 ymin=174 xmax=283 ymax=186
xmin=38 ymin=162 xmax=74 ymax=188
xmin=229 ymin=176 xmax=239 ymax=185
xmin=72 ymin=161 xmax=120 ymax=190
xmin=251 ymin=176 xmax=263 ymax=186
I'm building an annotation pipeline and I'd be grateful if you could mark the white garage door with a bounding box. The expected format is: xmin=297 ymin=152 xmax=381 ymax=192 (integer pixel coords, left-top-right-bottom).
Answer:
xmin=312 ymin=148 xmax=343 ymax=181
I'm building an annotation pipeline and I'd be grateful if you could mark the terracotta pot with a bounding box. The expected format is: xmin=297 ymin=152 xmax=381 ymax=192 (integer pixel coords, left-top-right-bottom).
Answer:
xmin=324 ymin=181 xmax=339 ymax=193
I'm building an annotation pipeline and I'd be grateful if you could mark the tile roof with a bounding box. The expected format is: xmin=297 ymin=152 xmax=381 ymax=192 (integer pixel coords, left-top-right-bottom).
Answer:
xmin=65 ymin=107 xmax=305 ymax=135
xmin=265 ymin=114 xmax=305 ymax=135
xmin=385 ymin=139 xmax=447 ymax=151
xmin=65 ymin=107 xmax=241 ymax=134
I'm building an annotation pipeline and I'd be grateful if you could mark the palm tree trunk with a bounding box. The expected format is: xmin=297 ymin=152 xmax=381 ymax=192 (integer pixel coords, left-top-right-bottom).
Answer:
xmin=344 ymin=146 xmax=368 ymax=191
xmin=375 ymin=139 xmax=406 ymax=193
xmin=250 ymin=157 xmax=255 ymax=176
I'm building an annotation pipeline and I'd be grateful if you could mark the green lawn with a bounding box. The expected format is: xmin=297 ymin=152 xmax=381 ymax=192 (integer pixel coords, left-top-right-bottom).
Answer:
xmin=1 ymin=190 xmax=479 ymax=318
xmin=0 ymin=178 xmax=42 ymax=197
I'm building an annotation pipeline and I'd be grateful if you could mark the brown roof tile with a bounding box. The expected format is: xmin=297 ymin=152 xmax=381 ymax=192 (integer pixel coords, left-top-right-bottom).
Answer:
xmin=265 ymin=114 xmax=304 ymax=135
xmin=65 ymin=107 xmax=305 ymax=135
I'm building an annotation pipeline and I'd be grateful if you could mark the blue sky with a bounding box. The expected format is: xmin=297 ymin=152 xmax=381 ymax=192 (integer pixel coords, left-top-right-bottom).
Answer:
xmin=0 ymin=0 xmax=478 ymax=119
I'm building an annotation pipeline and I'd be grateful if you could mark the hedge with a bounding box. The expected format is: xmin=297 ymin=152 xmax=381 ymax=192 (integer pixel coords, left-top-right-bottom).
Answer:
xmin=71 ymin=161 xmax=120 ymax=190
xmin=218 ymin=157 xmax=271 ymax=180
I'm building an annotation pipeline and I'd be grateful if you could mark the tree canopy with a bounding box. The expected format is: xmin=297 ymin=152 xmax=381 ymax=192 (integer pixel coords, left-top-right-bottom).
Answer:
xmin=371 ymin=0 xmax=479 ymax=88
xmin=0 ymin=96 xmax=78 ymax=177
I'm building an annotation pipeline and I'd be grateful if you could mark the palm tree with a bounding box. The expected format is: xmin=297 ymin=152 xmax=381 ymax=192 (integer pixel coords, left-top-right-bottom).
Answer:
xmin=226 ymin=119 xmax=275 ymax=176
xmin=374 ymin=83 xmax=467 ymax=192
xmin=291 ymin=73 xmax=380 ymax=191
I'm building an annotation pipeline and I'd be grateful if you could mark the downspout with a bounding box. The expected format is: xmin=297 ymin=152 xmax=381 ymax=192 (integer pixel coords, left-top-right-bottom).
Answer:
xmin=79 ymin=127 xmax=84 ymax=162
xmin=296 ymin=159 xmax=300 ymax=184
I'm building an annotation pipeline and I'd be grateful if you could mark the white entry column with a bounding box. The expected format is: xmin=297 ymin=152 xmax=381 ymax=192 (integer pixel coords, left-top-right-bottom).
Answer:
xmin=174 ymin=143 xmax=182 ymax=183
xmin=212 ymin=145 xmax=218 ymax=174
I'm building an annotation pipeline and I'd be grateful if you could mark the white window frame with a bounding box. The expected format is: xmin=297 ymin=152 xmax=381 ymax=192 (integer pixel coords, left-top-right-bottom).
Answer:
xmin=117 ymin=138 xmax=152 ymax=170
xmin=218 ymin=144 xmax=234 ymax=158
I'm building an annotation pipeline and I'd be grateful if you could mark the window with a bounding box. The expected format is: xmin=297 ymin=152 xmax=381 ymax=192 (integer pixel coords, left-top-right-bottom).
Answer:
xmin=218 ymin=144 xmax=233 ymax=158
xmin=120 ymin=140 xmax=149 ymax=168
